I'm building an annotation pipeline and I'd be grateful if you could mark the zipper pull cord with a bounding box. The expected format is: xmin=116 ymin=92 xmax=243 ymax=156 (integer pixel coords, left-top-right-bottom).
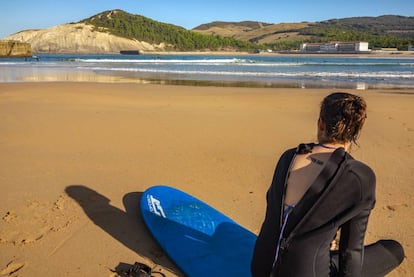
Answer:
xmin=272 ymin=205 xmax=295 ymax=268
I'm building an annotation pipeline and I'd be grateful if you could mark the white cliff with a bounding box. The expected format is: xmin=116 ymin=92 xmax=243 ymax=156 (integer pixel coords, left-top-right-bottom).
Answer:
xmin=3 ymin=23 xmax=165 ymax=53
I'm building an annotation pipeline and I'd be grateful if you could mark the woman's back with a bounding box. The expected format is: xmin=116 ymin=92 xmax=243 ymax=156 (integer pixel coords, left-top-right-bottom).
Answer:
xmin=285 ymin=145 xmax=340 ymax=207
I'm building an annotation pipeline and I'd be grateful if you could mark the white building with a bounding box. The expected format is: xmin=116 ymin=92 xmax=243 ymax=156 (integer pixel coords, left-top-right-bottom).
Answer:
xmin=300 ymin=42 xmax=370 ymax=53
xmin=355 ymin=42 xmax=369 ymax=51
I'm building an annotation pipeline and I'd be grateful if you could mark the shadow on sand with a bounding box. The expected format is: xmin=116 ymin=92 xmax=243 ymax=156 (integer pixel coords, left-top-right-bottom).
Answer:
xmin=65 ymin=184 xmax=181 ymax=276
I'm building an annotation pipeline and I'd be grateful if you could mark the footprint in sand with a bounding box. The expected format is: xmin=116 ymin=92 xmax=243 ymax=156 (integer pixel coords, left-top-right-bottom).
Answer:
xmin=401 ymin=122 xmax=414 ymax=132
xmin=0 ymin=195 xmax=78 ymax=246
xmin=2 ymin=211 xmax=17 ymax=222
xmin=0 ymin=261 xmax=25 ymax=276
xmin=384 ymin=203 xmax=409 ymax=211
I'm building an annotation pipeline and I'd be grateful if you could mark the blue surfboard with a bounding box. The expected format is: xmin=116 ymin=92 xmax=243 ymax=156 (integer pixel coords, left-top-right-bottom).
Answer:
xmin=140 ymin=185 xmax=257 ymax=277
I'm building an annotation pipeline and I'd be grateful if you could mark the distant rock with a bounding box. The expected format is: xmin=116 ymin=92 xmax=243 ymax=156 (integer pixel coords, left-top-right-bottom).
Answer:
xmin=3 ymin=23 xmax=165 ymax=54
xmin=0 ymin=40 xmax=32 ymax=57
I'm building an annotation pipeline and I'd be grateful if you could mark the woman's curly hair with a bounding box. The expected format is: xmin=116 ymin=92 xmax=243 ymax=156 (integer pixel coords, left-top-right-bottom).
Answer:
xmin=319 ymin=92 xmax=367 ymax=144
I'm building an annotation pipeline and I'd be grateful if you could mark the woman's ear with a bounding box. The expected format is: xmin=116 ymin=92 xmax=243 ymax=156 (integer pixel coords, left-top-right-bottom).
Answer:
xmin=318 ymin=117 xmax=325 ymax=132
xmin=317 ymin=118 xmax=326 ymax=142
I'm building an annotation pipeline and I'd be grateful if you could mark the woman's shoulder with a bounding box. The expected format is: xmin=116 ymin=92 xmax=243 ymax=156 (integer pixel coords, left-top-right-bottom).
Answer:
xmin=345 ymin=155 xmax=376 ymax=197
xmin=345 ymin=154 xmax=375 ymax=179
xmin=278 ymin=147 xmax=298 ymax=161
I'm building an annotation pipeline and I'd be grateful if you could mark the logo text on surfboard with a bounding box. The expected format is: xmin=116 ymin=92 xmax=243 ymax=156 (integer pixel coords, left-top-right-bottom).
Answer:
xmin=147 ymin=195 xmax=166 ymax=218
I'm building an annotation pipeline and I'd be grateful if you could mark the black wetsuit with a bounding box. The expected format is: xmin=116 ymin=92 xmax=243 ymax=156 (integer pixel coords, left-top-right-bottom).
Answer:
xmin=251 ymin=144 xmax=404 ymax=277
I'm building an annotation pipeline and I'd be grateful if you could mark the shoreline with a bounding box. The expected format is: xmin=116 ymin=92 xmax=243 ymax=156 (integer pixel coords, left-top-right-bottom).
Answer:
xmin=19 ymin=50 xmax=414 ymax=58
xmin=2 ymin=70 xmax=413 ymax=91
xmin=140 ymin=50 xmax=414 ymax=58
xmin=0 ymin=82 xmax=412 ymax=276
xmin=1 ymin=78 xmax=412 ymax=91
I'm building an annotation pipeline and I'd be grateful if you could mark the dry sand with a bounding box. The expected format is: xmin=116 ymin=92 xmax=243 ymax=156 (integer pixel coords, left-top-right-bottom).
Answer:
xmin=0 ymin=82 xmax=412 ymax=276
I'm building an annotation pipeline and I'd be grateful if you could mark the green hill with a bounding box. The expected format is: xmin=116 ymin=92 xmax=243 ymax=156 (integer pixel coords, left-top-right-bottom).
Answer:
xmin=298 ymin=15 xmax=414 ymax=50
xmin=319 ymin=15 xmax=414 ymax=37
xmin=81 ymin=10 xmax=414 ymax=51
xmin=194 ymin=15 xmax=414 ymax=51
xmin=81 ymin=10 xmax=256 ymax=51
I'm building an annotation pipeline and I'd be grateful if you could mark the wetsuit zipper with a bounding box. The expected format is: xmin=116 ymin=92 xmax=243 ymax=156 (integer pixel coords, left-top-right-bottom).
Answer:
xmin=280 ymin=152 xmax=296 ymax=226
xmin=273 ymin=151 xmax=297 ymax=268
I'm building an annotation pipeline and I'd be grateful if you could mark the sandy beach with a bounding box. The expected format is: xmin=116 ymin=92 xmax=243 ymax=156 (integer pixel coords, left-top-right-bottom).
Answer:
xmin=0 ymin=82 xmax=412 ymax=276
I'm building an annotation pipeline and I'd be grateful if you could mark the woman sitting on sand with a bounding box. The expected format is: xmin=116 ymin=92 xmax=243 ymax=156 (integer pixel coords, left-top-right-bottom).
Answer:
xmin=251 ymin=92 xmax=404 ymax=277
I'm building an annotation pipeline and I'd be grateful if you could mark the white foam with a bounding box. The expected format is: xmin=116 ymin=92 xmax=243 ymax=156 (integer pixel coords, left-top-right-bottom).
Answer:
xmin=87 ymin=66 xmax=414 ymax=79
xmin=75 ymin=58 xmax=249 ymax=64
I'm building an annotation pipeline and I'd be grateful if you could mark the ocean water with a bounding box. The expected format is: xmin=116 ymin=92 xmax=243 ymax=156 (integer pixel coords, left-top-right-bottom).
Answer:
xmin=1 ymin=53 xmax=414 ymax=89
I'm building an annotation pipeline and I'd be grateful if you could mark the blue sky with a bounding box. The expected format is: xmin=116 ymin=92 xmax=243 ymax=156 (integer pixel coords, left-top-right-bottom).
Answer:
xmin=1 ymin=0 xmax=413 ymax=38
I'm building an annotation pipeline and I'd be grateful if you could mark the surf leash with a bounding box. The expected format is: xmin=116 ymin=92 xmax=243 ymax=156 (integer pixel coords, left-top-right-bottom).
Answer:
xmin=119 ymin=262 xmax=166 ymax=277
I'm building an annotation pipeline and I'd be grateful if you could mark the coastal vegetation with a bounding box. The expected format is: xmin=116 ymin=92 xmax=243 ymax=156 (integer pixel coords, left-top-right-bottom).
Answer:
xmin=81 ymin=10 xmax=256 ymax=51
xmin=194 ymin=15 xmax=414 ymax=51
xmin=297 ymin=16 xmax=414 ymax=50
